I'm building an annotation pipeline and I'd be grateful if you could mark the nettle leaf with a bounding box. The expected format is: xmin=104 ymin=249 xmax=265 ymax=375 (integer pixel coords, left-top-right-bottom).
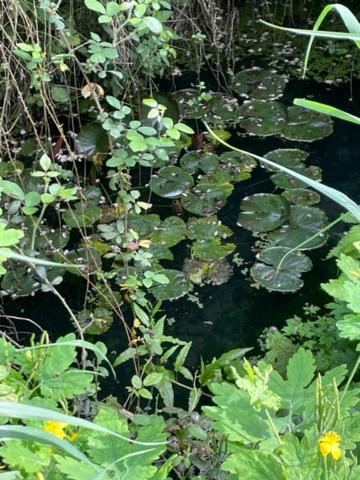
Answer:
xmin=269 ymin=348 xmax=315 ymax=414
xmin=203 ymin=383 xmax=272 ymax=443
xmin=223 ymin=450 xmax=286 ymax=479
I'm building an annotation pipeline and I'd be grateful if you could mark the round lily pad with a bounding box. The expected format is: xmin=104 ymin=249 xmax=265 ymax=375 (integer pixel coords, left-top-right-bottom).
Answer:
xmin=150 ymin=166 xmax=194 ymax=199
xmin=193 ymin=237 xmax=236 ymax=261
xmin=282 ymin=188 xmax=321 ymax=206
xmin=251 ymin=246 xmax=312 ymax=292
xmin=183 ymin=258 xmax=233 ymax=285
xmin=187 ymin=216 xmax=233 ymax=240
xmin=180 ymin=151 xmax=220 ymax=174
xmin=271 ymin=165 xmax=322 ymax=190
xmin=219 ymin=151 xmax=257 ymax=182
xmin=264 ymin=149 xmax=309 ymax=171
xmin=239 ymin=100 xmax=287 ymax=136
xmin=151 ymin=216 xmax=187 ymax=247
xmin=150 ymin=269 xmax=191 ymax=300
xmin=268 ymin=205 xmax=328 ymax=250
xmin=128 ymin=214 xmax=161 ymax=238
xmin=182 ymin=191 xmax=226 ymax=216
xmin=237 ymin=193 xmax=290 ymax=233
xmin=282 ymin=106 xmax=333 ymax=142
xmin=233 ymin=68 xmax=287 ymax=100
xmin=75 ymin=123 xmax=109 ymax=158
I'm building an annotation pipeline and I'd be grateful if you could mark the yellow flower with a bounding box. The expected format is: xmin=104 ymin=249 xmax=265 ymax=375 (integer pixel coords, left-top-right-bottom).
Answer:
xmin=43 ymin=421 xmax=68 ymax=439
xmin=36 ymin=473 xmax=45 ymax=480
xmin=59 ymin=62 xmax=69 ymax=72
xmin=319 ymin=431 xmax=342 ymax=460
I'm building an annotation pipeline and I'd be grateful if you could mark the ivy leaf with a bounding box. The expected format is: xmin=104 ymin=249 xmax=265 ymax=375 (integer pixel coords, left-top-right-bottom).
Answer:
xmin=268 ymin=348 xmax=315 ymax=414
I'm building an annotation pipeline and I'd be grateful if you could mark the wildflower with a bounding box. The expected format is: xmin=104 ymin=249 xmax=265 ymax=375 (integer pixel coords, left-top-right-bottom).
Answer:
xmin=59 ymin=62 xmax=69 ymax=72
xmin=319 ymin=431 xmax=342 ymax=460
xmin=43 ymin=421 xmax=68 ymax=439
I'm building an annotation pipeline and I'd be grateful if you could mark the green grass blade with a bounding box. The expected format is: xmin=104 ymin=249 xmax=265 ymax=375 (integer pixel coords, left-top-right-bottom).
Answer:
xmin=0 ymin=425 xmax=94 ymax=465
xmin=261 ymin=4 xmax=360 ymax=77
xmin=0 ymin=248 xmax=84 ymax=270
xmin=260 ymin=21 xmax=360 ymax=42
xmin=204 ymin=123 xmax=360 ymax=222
xmin=0 ymin=401 xmax=167 ymax=447
xmin=294 ymin=99 xmax=360 ymax=125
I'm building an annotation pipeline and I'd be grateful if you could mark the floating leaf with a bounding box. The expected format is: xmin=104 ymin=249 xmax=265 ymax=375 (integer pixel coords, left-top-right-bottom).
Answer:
xmin=193 ymin=237 xmax=236 ymax=261
xmin=150 ymin=167 xmax=194 ymax=199
xmin=282 ymin=188 xmax=321 ymax=206
xmin=251 ymin=246 xmax=312 ymax=292
xmin=183 ymin=258 xmax=233 ymax=285
xmin=264 ymin=149 xmax=309 ymax=171
xmin=239 ymin=100 xmax=287 ymax=136
xmin=182 ymin=192 xmax=225 ymax=217
xmin=75 ymin=123 xmax=109 ymax=158
xmin=151 ymin=216 xmax=187 ymax=247
xmin=180 ymin=151 xmax=219 ymax=174
xmin=282 ymin=106 xmax=333 ymax=142
xmin=219 ymin=151 xmax=256 ymax=182
xmin=268 ymin=205 xmax=328 ymax=250
xmin=187 ymin=216 xmax=232 ymax=240
xmin=237 ymin=193 xmax=290 ymax=233
xmin=233 ymin=68 xmax=287 ymax=100
xmin=150 ymin=269 xmax=191 ymax=300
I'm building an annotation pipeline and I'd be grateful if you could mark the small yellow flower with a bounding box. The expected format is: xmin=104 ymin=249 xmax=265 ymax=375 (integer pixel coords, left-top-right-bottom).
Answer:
xmin=319 ymin=431 xmax=342 ymax=460
xmin=59 ymin=62 xmax=69 ymax=72
xmin=43 ymin=421 xmax=68 ymax=439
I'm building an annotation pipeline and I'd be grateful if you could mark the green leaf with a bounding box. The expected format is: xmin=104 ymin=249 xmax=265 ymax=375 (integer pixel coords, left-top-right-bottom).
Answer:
xmin=175 ymin=123 xmax=194 ymax=134
xmin=143 ymin=373 xmax=163 ymax=387
xmin=84 ymin=0 xmax=106 ymax=14
xmin=135 ymin=3 xmax=147 ymax=17
xmin=106 ymin=95 xmax=121 ymax=110
xmin=0 ymin=180 xmax=25 ymax=201
xmin=143 ymin=16 xmax=163 ymax=34
xmin=106 ymin=1 xmax=121 ymax=16
xmin=269 ymin=348 xmax=315 ymax=414
xmin=0 ymin=224 xmax=24 ymax=248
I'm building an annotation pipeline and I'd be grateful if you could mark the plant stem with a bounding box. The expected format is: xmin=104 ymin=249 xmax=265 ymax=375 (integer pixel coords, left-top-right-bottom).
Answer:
xmin=340 ymin=352 xmax=360 ymax=404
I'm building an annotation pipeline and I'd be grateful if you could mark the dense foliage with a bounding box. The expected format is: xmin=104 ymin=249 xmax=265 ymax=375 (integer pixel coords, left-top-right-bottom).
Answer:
xmin=0 ymin=1 xmax=360 ymax=479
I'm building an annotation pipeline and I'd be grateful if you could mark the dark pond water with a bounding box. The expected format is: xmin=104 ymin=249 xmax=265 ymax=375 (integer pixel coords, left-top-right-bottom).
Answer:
xmin=3 ymin=76 xmax=360 ymax=399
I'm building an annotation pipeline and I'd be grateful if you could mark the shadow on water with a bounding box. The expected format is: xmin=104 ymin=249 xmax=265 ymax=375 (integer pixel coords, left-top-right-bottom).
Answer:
xmin=3 ymin=77 xmax=360 ymax=397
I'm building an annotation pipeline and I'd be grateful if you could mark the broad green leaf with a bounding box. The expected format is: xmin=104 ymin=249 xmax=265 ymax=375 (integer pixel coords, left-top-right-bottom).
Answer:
xmin=84 ymin=0 xmax=106 ymax=14
xmin=143 ymin=16 xmax=163 ymax=34
xmin=0 ymin=180 xmax=25 ymax=201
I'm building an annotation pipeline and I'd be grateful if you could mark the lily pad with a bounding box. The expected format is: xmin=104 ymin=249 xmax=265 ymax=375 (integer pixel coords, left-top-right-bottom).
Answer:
xmin=271 ymin=165 xmax=322 ymax=190
xmin=268 ymin=205 xmax=328 ymax=250
xmin=187 ymin=216 xmax=232 ymax=240
xmin=251 ymin=246 xmax=312 ymax=292
xmin=75 ymin=123 xmax=109 ymax=158
xmin=282 ymin=106 xmax=333 ymax=142
xmin=128 ymin=214 xmax=161 ymax=238
xmin=219 ymin=151 xmax=257 ymax=182
xmin=264 ymin=149 xmax=309 ymax=171
xmin=282 ymin=188 xmax=321 ymax=206
xmin=62 ymin=201 xmax=102 ymax=228
xmin=180 ymin=151 xmax=220 ymax=174
xmin=193 ymin=237 xmax=236 ymax=261
xmin=183 ymin=258 xmax=233 ymax=285
xmin=150 ymin=166 xmax=194 ymax=199
xmin=237 ymin=193 xmax=290 ymax=233
xmin=151 ymin=269 xmax=191 ymax=300
xmin=151 ymin=216 xmax=187 ymax=247
xmin=182 ymin=191 xmax=226 ymax=217
xmin=233 ymin=68 xmax=287 ymax=100
xmin=239 ymin=100 xmax=287 ymax=136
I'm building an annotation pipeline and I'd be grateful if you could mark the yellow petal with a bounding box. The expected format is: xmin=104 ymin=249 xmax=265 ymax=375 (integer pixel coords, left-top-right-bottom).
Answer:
xmin=319 ymin=441 xmax=332 ymax=457
xmin=59 ymin=62 xmax=69 ymax=72
xmin=331 ymin=446 xmax=342 ymax=460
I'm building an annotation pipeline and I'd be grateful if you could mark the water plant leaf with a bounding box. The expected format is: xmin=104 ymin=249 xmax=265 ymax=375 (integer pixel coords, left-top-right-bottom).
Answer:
xmin=239 ymin=100 xmax=287 ymax=136
xmin=75 ymin=123 xmax=109 ymax=158
xmin=183 ymin=258 xmax=233 ymax=285
xmin=219 ymin=151 xmax=256 ymax=182
xmin=251 ymin=246 xmax=312 ymax=292
xmin=282 ymin=106 xmax=333 ymax=142
xmin=187 ymin=216 xmax=232 ymax=240
xmin=180 ymin=151 xmax=219 ymax=174
xmin=150 ymin=167 xmax=194 ymax=199
xmin=282 ymin=188 xmax=321 ymax=206
xmin=193 ymin=237 xmax=236 ymax=261
xmin=271 ymin=165 xmax=322 ymax=190
xmin=264 ymin=148 xmax=309 ymax=171
xmin=232 ymin=68 xmax=287 ymax=100
xmin=237 ymin=193 xmax=290 ymax=233
xmin=151 ymin=216 xmax=187 ymax=247
xmin=150 ymin=269 xmax=191 ymax=300
xmin=268 ymin=206 xmax=328 ymax=250
xmin=181 ymin=191 xmax=225 ymax=217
